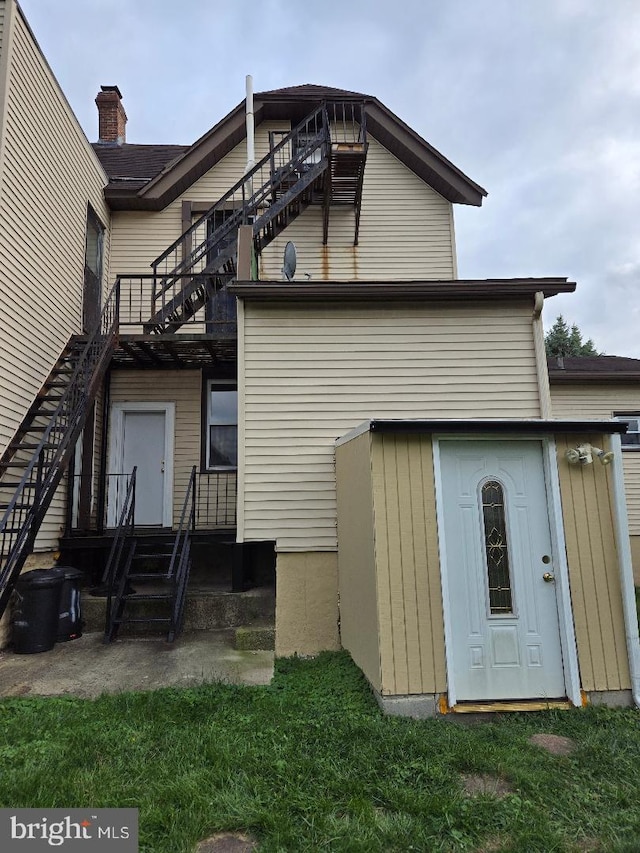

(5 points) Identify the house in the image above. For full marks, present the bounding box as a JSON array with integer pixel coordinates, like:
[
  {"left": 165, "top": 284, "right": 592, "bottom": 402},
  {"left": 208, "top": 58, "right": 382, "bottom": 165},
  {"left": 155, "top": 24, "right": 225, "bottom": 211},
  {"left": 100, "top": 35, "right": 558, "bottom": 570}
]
[
  {"left": 0, "top": 0, "right": 638, "bottom": 714},
  {"left": 548, "top": 355, "right": 640, "bottom": 582}
]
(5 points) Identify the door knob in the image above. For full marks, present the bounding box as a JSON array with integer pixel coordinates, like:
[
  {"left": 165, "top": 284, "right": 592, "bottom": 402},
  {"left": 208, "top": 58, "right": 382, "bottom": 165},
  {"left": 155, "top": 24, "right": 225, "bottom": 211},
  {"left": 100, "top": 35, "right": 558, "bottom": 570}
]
[{"left": 542, "top": 572, "right": 555, "bottom": 583}]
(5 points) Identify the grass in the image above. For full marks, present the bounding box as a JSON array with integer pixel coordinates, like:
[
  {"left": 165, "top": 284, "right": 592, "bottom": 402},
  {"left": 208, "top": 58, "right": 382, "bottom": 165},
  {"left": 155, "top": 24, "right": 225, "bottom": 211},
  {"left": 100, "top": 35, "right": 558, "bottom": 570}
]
[{"left": 0, "top": 652, "right": 639, "bottom": 852}]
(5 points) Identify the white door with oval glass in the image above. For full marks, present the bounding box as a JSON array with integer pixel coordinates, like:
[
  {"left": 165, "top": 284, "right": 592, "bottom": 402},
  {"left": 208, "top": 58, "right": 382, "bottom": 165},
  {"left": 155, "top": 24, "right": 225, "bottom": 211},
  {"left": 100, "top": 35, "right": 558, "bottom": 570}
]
[{"left": 440, "top": 440, "right": 565, "bottom": 701}]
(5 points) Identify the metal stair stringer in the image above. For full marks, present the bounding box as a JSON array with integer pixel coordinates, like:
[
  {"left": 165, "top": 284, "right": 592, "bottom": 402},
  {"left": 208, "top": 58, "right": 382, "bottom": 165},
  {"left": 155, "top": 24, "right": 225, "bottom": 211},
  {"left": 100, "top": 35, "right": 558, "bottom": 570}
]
[{"left": 0, "top": 282, "right": 120, "bottom": 618}]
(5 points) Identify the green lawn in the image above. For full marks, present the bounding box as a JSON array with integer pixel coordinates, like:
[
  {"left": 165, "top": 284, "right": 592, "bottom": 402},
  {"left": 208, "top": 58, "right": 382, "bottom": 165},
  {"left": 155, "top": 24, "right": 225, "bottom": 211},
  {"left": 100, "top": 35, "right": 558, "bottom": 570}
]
[{"left": 0, "top": 652, "right": 639, "bottom": 852}]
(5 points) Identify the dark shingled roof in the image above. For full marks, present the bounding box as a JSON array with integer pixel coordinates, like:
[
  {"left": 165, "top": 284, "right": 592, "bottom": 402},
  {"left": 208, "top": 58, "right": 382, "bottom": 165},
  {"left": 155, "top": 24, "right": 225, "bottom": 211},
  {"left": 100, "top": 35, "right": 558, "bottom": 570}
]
[
  {"left": 92, "top": 143, "right": 189, "bottom": 190},
  {"left": 548, "top": 355, "right": 640, "bottom": 382},
  {"left": 256, "top": 83, "right": 373, "bottom": 99}
]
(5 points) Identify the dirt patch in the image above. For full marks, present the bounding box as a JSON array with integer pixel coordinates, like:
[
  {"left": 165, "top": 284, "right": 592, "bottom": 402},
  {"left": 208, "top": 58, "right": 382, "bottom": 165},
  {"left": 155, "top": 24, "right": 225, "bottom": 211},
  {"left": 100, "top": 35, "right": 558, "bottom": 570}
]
[
  {"left": 460, "top": 773, "right": 513, "bottom": 797},
  {"left": 473, "top": 837, "right": 510, "bottom": 853},
  {"left": 529, "top": 733, "right": 576, "bottom": 756},
  {"left": 196, "top": 833, "right": 258, "bottom": 853}
]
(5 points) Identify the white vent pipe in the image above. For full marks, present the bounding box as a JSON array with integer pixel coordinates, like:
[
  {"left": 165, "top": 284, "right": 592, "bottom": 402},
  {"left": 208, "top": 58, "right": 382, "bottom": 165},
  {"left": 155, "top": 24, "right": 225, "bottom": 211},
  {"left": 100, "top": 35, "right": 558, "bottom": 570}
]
[{"left": 245, "top": 75, "right": 255, "bottom": 173}]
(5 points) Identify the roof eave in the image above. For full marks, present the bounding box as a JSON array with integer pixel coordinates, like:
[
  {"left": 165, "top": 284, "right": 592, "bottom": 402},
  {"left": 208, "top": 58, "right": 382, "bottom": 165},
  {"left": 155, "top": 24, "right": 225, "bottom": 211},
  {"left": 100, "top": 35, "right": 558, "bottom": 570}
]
[
  {"left": 549, "top": 372, "right": 640, "bottom": 383},
  {"left": 230, "top": 278, "right": 576, "bottom": 301},
  {"left": 103, "top": 89, "right": 486, "bottom": 211}
]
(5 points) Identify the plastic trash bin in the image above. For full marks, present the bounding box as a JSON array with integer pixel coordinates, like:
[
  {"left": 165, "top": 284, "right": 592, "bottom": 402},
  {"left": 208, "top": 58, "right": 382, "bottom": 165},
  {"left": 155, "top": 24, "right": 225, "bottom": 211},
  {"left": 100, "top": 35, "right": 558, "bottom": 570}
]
[
  {"left": 12, "top": 568, "right": 65, "bottom": 654},
  {"left": 57, "top": 566, "right": 84, "bottom": 642}
]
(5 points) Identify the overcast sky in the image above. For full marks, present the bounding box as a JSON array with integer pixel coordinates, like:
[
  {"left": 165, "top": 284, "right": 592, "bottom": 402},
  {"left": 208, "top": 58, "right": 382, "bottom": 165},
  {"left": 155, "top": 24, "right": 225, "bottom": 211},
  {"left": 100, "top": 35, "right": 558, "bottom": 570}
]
[{"left": 18, "top": 0, "right": 640, "bottom": 356}]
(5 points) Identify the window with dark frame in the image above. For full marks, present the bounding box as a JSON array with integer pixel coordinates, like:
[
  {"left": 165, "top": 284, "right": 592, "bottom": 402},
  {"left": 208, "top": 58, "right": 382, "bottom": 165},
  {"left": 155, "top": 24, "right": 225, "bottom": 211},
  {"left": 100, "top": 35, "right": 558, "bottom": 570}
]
[
  {"left": 206, "top": 383, "right": 237, "bottom": 469},
  {"left": 614, "top": 413, "right": 640, "bottom": 448}
]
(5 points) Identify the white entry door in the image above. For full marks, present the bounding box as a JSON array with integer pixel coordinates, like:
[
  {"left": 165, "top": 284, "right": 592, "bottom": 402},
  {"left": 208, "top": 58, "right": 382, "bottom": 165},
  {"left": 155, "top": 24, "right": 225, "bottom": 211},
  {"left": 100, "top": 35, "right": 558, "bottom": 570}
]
[
  {"left": 108, "top": 404, "right": 174, "bottom": 527},
  {"left": 439, "top": 440, "right": 566, "bottom": 701}
]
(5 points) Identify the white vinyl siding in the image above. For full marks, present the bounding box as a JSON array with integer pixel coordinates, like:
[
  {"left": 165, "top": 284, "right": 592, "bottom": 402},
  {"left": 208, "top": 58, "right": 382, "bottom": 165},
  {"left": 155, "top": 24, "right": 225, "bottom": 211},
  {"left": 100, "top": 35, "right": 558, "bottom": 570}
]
[
  {"left": 551, "top": 383, "right": 640, "bottom": 534},
  {"left": 259, "top": 136, "right": 456, "bottom": 280},
  {"left": 240, "top": 299, "right": 540, "bottom": 551},
  {"left": 0, "top": 5, "right": 110, "bottom": 549}
]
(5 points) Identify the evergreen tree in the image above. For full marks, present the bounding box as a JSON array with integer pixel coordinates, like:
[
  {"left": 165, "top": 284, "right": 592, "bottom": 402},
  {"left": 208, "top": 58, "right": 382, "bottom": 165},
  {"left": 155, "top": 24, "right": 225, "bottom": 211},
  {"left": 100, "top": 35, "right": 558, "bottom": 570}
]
[{"left": 544, "top": 315, "right": 600, "bottom": 357}]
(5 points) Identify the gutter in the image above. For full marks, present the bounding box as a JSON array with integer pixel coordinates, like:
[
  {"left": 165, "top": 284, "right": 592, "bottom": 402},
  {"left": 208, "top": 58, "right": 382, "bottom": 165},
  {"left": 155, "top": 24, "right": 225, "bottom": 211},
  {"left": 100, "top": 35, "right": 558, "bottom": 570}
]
[{"left": 609, "top": 433, "right": 640, "bottom": 708}]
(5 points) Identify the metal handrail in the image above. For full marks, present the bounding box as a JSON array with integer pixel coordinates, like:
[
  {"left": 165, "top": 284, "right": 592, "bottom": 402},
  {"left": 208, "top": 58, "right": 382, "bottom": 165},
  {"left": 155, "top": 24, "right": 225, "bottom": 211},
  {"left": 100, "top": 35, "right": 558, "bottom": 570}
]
[
  {"left": 168, "top": 465, "right": 197, "bottom": 640},
  {"left": 0, "top": 278, "right": 120, "bottom": 616},
  {"left": 152, "top": 104, "right": 327, "bottom": 273},
  {"left": 102, "top": 466, "right": 136, "bottom": 629}
]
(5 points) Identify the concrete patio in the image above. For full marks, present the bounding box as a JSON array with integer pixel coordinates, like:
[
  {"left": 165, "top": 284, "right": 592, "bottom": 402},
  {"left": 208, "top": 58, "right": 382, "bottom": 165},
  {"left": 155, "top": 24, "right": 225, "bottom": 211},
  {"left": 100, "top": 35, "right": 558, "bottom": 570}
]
[{"left": 0, "top": 630, "right": 274, "bottom": 699}]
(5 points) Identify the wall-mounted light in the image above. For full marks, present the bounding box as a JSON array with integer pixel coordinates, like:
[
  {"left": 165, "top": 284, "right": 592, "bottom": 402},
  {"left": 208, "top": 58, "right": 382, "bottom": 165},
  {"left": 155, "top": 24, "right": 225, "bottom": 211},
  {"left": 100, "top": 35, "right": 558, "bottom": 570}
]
[{"left": 565, "top": 443, "right": 615, "bottom": 466}]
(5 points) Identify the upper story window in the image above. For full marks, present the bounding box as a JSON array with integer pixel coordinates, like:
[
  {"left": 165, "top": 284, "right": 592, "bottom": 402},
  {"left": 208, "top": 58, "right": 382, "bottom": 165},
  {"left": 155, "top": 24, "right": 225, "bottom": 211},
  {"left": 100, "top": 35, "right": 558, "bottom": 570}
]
[
  {"left": 206, "top": 383, "right": 237, "bottom": 469},
  {"left": 614, "top": 413, "right": 640, "bottom": 449}
]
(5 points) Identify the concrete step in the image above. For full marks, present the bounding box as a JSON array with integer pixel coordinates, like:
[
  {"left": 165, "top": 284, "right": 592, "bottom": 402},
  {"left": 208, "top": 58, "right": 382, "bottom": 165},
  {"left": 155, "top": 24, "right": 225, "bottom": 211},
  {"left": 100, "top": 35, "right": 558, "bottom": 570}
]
[
  {"left": 81, "top": 585, "right": 275, "bottom": 633},
  {"left": 234, "top": 625, "right": 275, "bottom": 651}
]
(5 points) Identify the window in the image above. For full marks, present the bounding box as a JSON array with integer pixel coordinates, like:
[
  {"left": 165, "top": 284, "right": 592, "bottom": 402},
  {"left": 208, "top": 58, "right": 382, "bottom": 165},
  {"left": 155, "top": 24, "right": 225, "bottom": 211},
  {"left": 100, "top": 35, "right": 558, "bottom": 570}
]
[
  {"left": 480, "top": 480, "right": 514, "bottom": 615},
  {"left": 206, "top": 383, "right": 237, "bottom": 469},
  {"left": 614, "top": 413, "right": 640, "bottom": 448}
]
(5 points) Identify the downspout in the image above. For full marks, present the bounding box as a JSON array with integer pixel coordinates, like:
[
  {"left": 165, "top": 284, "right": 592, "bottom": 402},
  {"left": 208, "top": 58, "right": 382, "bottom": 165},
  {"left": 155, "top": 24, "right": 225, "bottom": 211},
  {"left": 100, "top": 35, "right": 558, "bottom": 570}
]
[
  {"left": 609, "top": 433, "right": 640, "bottom": 708},
  {"left": 532, "top": 291, "right": 552, "bottom": 419},
  {"left": 245, "top": 74, "right": 255, "bottom": 173}
]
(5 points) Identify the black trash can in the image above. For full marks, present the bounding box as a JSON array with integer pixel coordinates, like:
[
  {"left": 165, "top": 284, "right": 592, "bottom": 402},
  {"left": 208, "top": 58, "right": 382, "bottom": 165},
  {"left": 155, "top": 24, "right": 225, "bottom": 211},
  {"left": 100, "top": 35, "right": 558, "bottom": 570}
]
[
  {"left": 57, "top": 566, "right": 84, "bottom": 642},
  {"left": 12, "top": 568, "right": 65, "bottom": 654}
]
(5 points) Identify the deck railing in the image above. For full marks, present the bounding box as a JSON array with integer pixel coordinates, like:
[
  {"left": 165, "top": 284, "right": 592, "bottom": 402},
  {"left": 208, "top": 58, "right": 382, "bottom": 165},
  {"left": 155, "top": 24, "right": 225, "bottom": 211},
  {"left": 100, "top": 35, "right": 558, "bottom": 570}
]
[
  {"left": 115, "top": 273, "right": 236, "bottom": 334},
  {"left": 68, "top": 469, "right": 236, "bottom": 533}
]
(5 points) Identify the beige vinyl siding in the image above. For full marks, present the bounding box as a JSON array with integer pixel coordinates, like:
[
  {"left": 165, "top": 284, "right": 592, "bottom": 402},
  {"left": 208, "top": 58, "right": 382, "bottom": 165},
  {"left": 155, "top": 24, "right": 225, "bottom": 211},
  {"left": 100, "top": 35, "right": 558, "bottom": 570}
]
[
  {"left": 108, "top": 122, "right": 290, "bottom": 279},
  {"left": 241, "top": 299, "right": 540, "bottom": 550},
  {"left": 551, "top": 383, "right": 640, "bottom": 534},
  {"left": 556, "top": 433, "right": 631, "bottom": 692},
  {"left": 260, "top": 136, "right": 456, "bottom": 280},
  {"left": 109, "top": 371, "right": 201, "bottom": 527},
  {"left": 335, "top": 430, "right": 381, "bottom": 691},
  {"left": 0, "top": 5, "right": 109, "bottom": 549},
  {"left": 372, "top": 432, "right": 446, "bottom": 696}
]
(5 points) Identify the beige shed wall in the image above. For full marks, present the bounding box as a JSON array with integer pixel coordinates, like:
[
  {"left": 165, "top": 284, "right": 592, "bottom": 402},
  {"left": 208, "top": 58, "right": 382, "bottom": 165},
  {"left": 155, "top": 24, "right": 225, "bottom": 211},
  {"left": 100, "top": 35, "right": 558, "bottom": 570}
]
[
  {"left": 240, "top": 299, "right": 541, "bottom": 551},
  {"left": 335, "top": 431, "right": 381, "bottom": 691},
  {"left": 109, "top": 371, "right": 201, "bottom": 527},
  {"left": 555, "top": 433, "right": 631, "bottom": 692},
  {"left": 0, "top": 3, "right": 110, "bottom": 550},
  {"left": 371, "top": 433, "right": 446, "bottom": 696},
  {"left": 259, "top": 136, "right": 456, "bottom": 280},
  {"left": 275, "top": 551, "right": 340, "bottom": 657}
]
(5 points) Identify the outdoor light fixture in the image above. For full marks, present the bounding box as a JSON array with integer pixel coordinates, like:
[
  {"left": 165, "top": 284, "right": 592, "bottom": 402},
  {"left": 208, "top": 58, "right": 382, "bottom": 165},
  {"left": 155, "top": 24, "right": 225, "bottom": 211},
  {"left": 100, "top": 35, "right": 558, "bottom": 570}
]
[{"left": 565, "top": 444, "right": 615, "bottom": 466}]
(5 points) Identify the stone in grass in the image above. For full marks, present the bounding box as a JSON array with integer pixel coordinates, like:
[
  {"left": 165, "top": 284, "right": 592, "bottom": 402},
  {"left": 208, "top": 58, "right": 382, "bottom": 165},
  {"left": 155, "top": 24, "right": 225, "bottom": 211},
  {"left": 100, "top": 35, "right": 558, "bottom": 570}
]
[
  {"left": 196, "top": 833, "right": 258, "bottom": 853},
  {"left": 528, "top": 733, "right": 576, "bottom": 756},
  {"left": 460, "top": 774, "right": 513, "bottom": 798}
]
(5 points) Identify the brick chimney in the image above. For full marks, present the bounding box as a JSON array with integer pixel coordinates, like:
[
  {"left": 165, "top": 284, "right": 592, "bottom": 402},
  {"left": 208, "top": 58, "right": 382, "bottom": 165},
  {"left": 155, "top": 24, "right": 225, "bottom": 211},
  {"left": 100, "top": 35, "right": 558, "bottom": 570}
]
[{"left": 95, "top": 85, "right": 127, "bottom": 144}]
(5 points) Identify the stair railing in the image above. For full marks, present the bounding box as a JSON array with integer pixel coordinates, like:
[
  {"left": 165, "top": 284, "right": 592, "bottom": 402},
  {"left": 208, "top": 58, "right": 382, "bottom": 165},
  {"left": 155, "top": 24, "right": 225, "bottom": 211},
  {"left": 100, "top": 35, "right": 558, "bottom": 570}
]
[
  {"left": 0, "top": 279, "right": 120, "bottom": 616},
  {"left": 167, "top": 465, "right": 196, "bottom": 640},
  {"left": 150, "top": 105, "right": 329, "bottom": 302},
  {"left": 102, "top": 466, "right": 136, "bottom": 634}
]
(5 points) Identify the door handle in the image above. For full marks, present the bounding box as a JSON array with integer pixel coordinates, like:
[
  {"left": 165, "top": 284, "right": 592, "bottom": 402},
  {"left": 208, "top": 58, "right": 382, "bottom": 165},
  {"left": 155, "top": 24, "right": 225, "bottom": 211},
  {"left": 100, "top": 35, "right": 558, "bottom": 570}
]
[
  {"left": 542, "top": 572, "right": 555, "bottom": 583},
  {"left": 161, "top": 459, "right": 165, "bottom": 473}
]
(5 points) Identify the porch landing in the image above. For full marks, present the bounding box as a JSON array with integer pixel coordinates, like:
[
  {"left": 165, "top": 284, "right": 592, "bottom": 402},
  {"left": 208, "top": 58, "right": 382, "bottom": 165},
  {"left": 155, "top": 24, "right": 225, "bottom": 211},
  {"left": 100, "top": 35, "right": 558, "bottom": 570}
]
[{"left": 0, "top": 630, "right": 273, "bottom": 699}]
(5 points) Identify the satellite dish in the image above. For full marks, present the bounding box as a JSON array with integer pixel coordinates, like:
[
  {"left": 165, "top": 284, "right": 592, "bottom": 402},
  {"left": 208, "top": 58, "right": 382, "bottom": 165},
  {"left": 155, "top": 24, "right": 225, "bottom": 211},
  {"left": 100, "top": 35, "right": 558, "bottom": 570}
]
[{"left": 283, "top": 241, "right": 297, "bottom": 281}]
